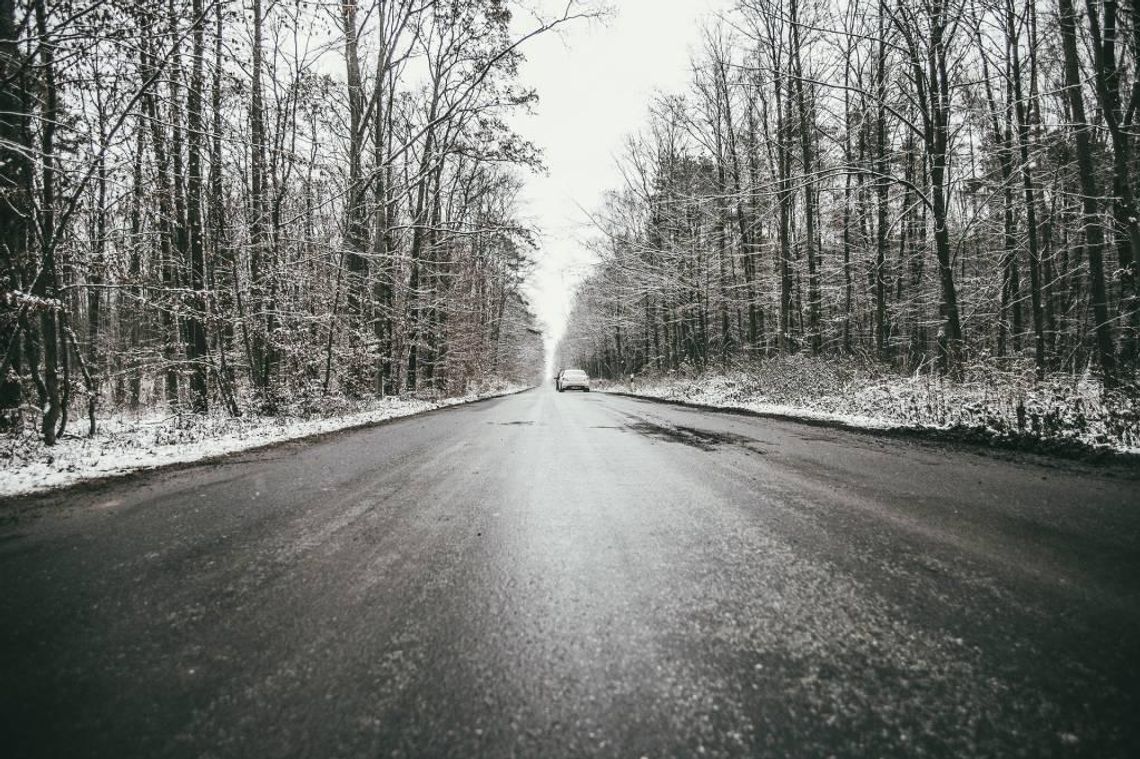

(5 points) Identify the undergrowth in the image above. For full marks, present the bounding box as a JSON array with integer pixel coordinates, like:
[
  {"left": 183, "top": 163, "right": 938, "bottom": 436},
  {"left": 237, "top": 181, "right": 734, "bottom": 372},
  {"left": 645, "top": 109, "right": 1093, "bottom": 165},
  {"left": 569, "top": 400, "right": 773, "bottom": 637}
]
[{"left": 610, "top": 356, "right": 1140, "bottom": 453}]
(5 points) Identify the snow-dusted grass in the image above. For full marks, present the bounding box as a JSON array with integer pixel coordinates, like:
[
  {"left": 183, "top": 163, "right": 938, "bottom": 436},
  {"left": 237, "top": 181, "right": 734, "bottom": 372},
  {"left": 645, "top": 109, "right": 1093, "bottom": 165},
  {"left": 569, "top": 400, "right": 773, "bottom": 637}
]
[
  {"left": 602, "top": 356, "right": 1140, "bottom": 455},
  {"left": 0, "top": 382, "right": 529, "bottom": 498}
]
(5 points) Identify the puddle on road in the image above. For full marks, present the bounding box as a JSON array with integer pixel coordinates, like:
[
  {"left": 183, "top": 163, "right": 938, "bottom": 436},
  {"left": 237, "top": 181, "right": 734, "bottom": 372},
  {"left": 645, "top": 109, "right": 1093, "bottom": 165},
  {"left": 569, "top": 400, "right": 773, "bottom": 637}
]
[
  {"left": 795, "top": 433, "right": 839, "bottom": 443},
  {"left": 493, "top": 421, "right": 536, "bottom": 426},
  {"left": 624, "top": 420, "right": 768, "bottom": 454}
]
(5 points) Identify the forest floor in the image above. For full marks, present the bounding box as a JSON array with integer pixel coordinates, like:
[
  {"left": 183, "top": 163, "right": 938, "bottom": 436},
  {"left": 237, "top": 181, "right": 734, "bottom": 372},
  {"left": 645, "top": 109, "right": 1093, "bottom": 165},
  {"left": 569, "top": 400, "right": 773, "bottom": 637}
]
[
  {"left": 0, "top": 381, "right": 529, "bottom": 498},
  {"left": 599, "top": 355, "right": 1140, "bottom": 459}
]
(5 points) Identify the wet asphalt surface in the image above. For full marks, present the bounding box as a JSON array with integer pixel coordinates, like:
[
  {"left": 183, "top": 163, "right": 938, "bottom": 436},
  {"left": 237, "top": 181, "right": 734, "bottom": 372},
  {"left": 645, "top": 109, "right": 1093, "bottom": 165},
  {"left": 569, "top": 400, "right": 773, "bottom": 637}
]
[{"left": 1, "top": 388, "right": 1138, "bottom": 758}]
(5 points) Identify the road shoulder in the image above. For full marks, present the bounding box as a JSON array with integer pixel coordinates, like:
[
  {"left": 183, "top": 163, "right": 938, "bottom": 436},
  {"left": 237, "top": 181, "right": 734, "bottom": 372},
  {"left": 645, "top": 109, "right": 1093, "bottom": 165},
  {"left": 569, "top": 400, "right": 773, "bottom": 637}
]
[
  {"left": 601, "top": 388, "right": 1140, "bottom": 475},
  {"left": 0, "top": 387, "right": 533, "bottom": 507}
]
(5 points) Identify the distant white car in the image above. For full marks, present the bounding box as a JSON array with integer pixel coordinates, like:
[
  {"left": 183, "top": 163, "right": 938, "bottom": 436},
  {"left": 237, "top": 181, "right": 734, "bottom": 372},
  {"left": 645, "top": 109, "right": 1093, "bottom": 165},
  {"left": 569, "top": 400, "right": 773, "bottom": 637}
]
[{"left": 557, "top": 369, "right": 590, "bottom": 392}]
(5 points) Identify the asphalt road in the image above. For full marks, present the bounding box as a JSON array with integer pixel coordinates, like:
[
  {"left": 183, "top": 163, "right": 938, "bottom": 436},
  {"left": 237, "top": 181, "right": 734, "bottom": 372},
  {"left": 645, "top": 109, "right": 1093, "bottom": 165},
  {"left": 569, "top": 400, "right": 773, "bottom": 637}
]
[{"left": 2, "top": 388, "right": 1138, "bottom": 757}]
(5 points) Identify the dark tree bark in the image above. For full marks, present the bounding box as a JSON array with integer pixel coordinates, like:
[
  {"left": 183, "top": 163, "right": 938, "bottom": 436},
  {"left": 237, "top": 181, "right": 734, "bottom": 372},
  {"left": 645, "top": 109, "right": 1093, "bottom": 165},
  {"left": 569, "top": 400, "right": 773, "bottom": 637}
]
[
  {"left": 209, "top": 0, "right": 239, "bottom": 417},
  {"left": 1007, "top": 0, "right": 1046, "bottom": 375},
  {"left": 1084, "top": 0, "right": 1140, "bottom": 367},
  {"left": 1059, "top": 0, "right": 1118, "bottom": 383},
  {"left": 138, "top": 21, "right": 180, "bottom": 405},
  {"left": 33, "top": 0, "right": 61, "bottom": 444},
  {"left": 790, "top": 0, "right": 821, "bottom": 353},
  {"left": 0, "top": 0, "right": 29, "bottom": 429},
  {"left": 874, "top": 12, "right": 890, "bottom": 361},
  {"left": 893, "top": 0, "right": 964, "bottom": 371},
  {"left": 248, "top": 0, "right": 271, "bottom": 391},
  {"left": 186, "top": 0, "right": 209, "bottom": 412}
]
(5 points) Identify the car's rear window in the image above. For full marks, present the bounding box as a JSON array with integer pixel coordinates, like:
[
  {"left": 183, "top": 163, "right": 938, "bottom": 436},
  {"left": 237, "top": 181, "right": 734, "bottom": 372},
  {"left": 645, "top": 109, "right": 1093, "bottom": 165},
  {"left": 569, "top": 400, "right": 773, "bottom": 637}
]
[{"left": 564, "top": 370, "right": 587, "bottom": 378}]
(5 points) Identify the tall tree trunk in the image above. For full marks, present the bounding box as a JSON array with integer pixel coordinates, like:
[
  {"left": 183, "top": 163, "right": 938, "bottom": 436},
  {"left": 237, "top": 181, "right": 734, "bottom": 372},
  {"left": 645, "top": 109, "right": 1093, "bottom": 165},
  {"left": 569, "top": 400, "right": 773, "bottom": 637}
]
[
  {"left": 0, "top": 0, "right": 29, "bottom": 429},
  {"left": 186, "top": 0, "right": 209, "bottom": 412},
  {"left": 340, "top": 0, "right": 369, "bottom": 394},
  {"left": 372, "top": 14, "right": 397, "bottom": 396},
  {"left": 139, "top": 24, "right": 180, "bottom": 405},
  {"left": 1084, "top": 0, "right": 1140, "bottom": 367},
  {"left": 1008, "top": 0, "right": 1046, "bottom": 375},
  {"left": 1059, "top": 0, "right": 1118, "bottom": 383},
  {"left": 874, "top": 19, "right": 890, "bottom": 361},
  {"left": 248, "top": 0, "right": 270, "bottom": 390},
  {"left": 791, "top": 0, "right": 821, "bottom": 353},
  {"left": 910, "top": 0, "right": 965, "bottom": 371},
  {"left": 87, "top": 87, "right": 110, "bottom": 431},
  {"left": 34, "top": 0, "right": 61, "bottom": 444},
  {"left": 776, "top": 67, "right": 795, "bottom": 353},
  {"left": 406, "top": 85, "right": 441, "bottom": 391},
  {"left": 209, "top": 0, "right": 239, "bottom": 416},
  {"left": 841, "top": 109, "right": 853, "bottom": 355}
]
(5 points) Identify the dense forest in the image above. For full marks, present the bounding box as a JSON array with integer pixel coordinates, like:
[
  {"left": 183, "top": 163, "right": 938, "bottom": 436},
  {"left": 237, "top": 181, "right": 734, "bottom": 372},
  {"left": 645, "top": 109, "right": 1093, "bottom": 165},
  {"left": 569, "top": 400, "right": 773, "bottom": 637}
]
[
  {"left": 561, "top": 0, "right": 1140, "bottom": 394},
  {"left": 0, "top": 0, "right": 573, "bottom": 445}
]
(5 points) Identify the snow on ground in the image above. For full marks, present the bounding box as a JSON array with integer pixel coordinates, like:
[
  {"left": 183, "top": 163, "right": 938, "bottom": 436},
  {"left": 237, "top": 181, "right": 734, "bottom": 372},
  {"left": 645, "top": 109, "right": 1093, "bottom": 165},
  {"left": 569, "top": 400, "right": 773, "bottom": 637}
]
[
  {"left": 599, "top": 356, "right": 1140, "bottom": 456},
  {"left": 0, "top": 383, "right": 529, "bottom": 498}
]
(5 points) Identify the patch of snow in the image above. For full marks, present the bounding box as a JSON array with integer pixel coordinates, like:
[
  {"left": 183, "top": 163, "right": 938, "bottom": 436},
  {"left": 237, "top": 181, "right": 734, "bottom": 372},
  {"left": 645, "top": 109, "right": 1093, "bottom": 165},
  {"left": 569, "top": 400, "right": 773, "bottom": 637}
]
[
  {"left": 0, "top": 384, "right": 528, "bottom": 498},
  {"left": 600, "top": 357, "right": 1140, "bottom": 455}
]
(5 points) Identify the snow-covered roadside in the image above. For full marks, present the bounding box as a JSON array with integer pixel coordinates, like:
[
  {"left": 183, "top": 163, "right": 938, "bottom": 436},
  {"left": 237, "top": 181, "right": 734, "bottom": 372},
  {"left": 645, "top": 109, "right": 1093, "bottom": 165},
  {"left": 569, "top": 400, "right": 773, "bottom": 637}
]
[
  {"left": 0, "top": 384, "right": 530, "bottom": 498},
  {"left": 597, "top": 358, "right": 1140, "bottom": 456}
]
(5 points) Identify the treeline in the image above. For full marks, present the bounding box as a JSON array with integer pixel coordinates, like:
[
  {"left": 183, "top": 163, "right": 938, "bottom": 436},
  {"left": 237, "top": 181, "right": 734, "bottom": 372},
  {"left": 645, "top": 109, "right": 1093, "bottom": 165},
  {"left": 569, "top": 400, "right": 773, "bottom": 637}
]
[
  {"left": 561, "top": 0, "right": 1139, "bottom": 389},
  {"left": 1, "top": 0, "right": 571, "bottom": 445}
]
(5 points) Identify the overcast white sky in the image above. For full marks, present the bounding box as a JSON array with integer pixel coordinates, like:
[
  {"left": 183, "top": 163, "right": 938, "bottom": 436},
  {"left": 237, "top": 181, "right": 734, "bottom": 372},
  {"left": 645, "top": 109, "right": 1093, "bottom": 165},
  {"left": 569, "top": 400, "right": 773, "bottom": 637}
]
[{"left": 510, "top": 0, "right": 734, "bottom": 352}]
